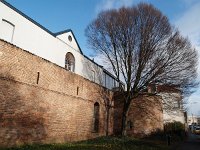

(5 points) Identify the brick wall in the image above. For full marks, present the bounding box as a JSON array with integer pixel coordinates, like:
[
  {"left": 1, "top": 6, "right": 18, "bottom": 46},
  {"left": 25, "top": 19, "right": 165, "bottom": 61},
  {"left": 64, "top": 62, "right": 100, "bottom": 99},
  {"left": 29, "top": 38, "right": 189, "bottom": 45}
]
[
  {"left": 0, "top": 40, "right": 114, "bottom": 147},
  {"left": 114, "top": 93, "right": 163, "bottom": 137}
]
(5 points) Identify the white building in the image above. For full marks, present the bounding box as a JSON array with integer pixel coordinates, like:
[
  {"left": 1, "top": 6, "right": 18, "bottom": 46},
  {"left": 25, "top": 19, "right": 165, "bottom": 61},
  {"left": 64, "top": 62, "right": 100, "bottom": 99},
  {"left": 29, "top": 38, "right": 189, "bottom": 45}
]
[
  {"left": 147, "top": 84, "right": 186, "bottom": 124},
  {"left": 0, "top": 0, "right": 120, "bottom": 90},
  {"left": 157, "top": 85, "right": 185, "bottom": 124}
]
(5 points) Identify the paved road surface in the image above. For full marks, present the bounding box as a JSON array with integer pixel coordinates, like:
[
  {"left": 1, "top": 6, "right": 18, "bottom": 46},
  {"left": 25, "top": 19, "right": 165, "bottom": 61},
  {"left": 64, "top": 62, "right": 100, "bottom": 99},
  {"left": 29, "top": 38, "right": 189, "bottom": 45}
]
[{"left": 176, "top": 132, "right": 200, "bottom": 150}]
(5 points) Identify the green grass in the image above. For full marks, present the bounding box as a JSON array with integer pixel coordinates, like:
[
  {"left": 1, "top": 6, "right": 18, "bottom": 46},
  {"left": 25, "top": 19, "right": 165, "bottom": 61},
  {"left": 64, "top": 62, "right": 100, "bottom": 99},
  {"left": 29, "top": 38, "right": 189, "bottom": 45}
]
[{"left": 0, "top": 136, "right": 170, "bottom": 150}]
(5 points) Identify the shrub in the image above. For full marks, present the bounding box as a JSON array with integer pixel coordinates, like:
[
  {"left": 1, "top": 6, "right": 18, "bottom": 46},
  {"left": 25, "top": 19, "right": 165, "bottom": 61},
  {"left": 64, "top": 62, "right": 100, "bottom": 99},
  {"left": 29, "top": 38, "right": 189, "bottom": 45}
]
[
  {"left": 164, "top": 121, "right": 184, "bottom": 133},
  {"left": 164, "top": 121, "right": 186, "bottom": 140}
]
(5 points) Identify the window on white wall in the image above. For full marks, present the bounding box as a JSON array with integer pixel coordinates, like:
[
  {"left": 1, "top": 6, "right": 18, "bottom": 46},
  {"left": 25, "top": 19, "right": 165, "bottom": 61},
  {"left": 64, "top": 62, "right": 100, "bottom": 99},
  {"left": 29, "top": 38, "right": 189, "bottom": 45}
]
[
  {"left": 92, "top": 70, "right": 95, "bottom": 82},
  {"left": 65, "top": 52, "right": 75, "bottom": 72},
  {"left": 173, "top": 101, "right": 179, "bottom": 108},
  {"left": 1, "top": 19, "right": 15, "bottom": 43}
]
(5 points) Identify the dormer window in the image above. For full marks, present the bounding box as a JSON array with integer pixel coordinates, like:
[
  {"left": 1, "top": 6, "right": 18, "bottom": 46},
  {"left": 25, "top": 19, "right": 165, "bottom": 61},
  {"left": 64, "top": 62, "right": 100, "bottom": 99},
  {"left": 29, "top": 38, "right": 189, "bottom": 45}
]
[
  {"left": 65, "top": 52, "right": 75, "bottom": 72},
  {"left": 68, "top": 35, "right": 72, "bottom": 42}
]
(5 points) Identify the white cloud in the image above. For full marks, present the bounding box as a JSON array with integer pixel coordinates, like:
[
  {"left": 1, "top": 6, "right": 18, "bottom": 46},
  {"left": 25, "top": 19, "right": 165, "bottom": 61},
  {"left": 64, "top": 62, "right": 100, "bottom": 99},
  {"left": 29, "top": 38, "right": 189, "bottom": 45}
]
[{"left": 95, "top": 0, "right": 134, "bottom": 13}]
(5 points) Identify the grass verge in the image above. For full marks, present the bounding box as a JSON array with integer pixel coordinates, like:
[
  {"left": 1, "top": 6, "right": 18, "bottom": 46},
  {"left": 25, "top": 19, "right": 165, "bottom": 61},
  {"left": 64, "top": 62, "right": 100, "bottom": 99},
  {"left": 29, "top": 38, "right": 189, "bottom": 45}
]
[{"left": 0, "top": 136, "right": 171, "bottom": 150}]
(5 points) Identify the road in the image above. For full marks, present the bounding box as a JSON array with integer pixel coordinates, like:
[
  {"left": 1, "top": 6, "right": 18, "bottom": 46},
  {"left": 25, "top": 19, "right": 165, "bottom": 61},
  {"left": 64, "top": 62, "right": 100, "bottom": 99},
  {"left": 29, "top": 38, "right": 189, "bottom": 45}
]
[{"left": 176, "top": 132, "right": 200, "bottom": 150}]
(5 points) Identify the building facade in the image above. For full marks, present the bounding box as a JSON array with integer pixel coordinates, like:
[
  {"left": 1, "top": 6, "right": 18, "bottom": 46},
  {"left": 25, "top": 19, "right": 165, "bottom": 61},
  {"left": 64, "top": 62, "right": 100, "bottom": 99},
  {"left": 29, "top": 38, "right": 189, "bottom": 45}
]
[
  {"left": 0, "top": 1, "right": 118, "bottom": 147},
  {"left": 0, "top": 0, "right": 186, "bottom": 146},
  {"left": 0, "top": 0, "right": 119, "bottom": 90},
  {"left": 113, "top": 92, "right": 164, "bottom": 137},
  {"left": 156, "top": 85, "right": 185, "bottom": 124},
  {"left": 113, "top": 85, "right": 186, "bottom": 138},
  {"left": 0, "top": 39, "right": 114, "bottom": 146}
]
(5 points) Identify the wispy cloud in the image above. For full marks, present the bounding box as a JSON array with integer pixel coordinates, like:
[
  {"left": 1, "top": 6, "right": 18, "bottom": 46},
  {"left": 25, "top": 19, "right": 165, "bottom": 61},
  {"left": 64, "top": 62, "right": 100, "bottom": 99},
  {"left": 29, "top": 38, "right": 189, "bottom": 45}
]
[
  {"left": 175, "top": 1, "right": 200, "bottom": 116},
  {"left": 180, "top": 0, "right": 199, "bottom": 6},
  {"left": 175, "top": 2, "right": 200, "bottom": 50},
  {"left": 95, "top": 0, "right": 134, "bottom": 14},
  {"left": 175, "top": 1, "right": 200, "bottom": 74}
]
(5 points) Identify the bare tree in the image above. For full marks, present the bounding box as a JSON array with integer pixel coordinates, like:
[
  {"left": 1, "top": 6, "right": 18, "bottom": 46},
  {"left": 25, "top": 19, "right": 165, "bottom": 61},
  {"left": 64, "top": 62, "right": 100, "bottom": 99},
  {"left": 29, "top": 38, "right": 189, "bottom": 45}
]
[{"left": 85, "top": 3, "right": 198, "bottom": 136}]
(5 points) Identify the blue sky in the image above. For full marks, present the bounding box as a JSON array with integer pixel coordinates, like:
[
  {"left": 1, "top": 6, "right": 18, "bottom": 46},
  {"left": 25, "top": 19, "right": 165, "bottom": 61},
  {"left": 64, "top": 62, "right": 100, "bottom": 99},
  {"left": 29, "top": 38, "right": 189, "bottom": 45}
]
[{"left": 5, "top": 0, "right": 200, "bottom": 116}]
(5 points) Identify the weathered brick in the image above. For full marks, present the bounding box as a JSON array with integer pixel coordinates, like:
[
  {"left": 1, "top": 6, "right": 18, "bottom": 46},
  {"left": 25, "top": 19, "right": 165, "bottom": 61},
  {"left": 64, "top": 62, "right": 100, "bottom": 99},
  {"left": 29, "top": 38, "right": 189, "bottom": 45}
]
[
  {"left": 0, "top": 40, "right": 114, "bottom": 147},
  {"left": 114, "top": 93, "right": 163, "bottom": 137}
]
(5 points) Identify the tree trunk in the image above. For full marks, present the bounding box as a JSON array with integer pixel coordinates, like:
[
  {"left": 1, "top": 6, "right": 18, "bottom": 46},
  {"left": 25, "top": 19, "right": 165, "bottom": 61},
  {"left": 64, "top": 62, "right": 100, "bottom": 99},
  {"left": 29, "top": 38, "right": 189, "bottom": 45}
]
[{"left": 121, "top": 102, "right": 129, "bottom": 136}]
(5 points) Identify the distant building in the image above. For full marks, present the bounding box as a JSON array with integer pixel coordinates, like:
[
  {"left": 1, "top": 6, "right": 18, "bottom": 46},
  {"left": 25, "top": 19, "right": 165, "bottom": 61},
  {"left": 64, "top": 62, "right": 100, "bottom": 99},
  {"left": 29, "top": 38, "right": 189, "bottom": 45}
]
[{"left": 187, "top": 115, "right": 200, "bottom": 125}]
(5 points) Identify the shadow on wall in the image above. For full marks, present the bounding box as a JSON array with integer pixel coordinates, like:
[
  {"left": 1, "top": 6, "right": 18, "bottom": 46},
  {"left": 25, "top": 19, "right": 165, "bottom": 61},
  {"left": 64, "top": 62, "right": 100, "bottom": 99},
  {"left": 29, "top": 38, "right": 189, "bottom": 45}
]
[
  {"left": 114, "top": 93, "right": 163, "bottom": 138},
  {"left": 82, "top": 59, "right": 114, "bottom": 137},
  {"left": 128, "top": 95, "right": 163, "bottom": 137},
  {"left": 0, "top": 72, "right": 47, "bottom": 147},
  {"left": 162, "top": 93, "right": 183, "bottom": 119}
]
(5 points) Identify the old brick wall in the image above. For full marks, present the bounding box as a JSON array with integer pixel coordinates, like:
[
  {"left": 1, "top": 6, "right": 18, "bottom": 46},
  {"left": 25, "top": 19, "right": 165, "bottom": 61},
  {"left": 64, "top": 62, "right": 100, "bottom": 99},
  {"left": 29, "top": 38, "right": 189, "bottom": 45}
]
[
  {"left": 0, "top": 40, "right": 114, "bottom": 146},
  {"left": 114, "top": 93, "right": 163, "bottom": 137}
]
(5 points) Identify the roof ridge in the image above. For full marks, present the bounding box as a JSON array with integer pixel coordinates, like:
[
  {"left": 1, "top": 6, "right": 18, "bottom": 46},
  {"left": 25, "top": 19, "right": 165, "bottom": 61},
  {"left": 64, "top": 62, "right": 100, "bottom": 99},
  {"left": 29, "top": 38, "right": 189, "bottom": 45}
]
[{"left": 1, "top": 0, "right": 84, "bottom": 54}]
